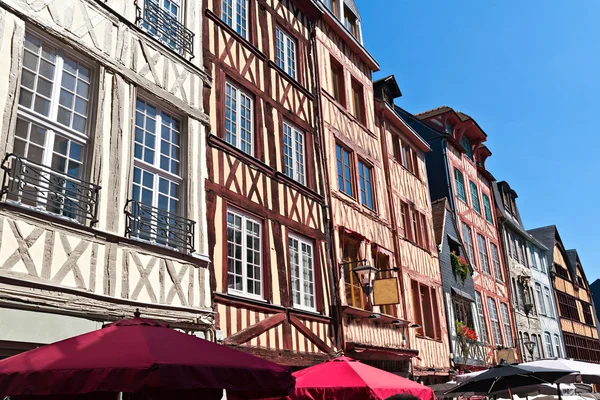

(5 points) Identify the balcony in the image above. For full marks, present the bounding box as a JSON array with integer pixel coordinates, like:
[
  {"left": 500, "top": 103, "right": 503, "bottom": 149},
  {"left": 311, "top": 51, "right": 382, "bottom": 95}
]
[
  {"left": 452, "top": 335, "right": 488, "bottom": 367},
  {"left": 136, "top": 0, "right": 194, "bottom": 59},
  {"left": 0, "top": 154, "right": 100, "bottom": 226},
  {"left": 124, "top": 199, "right": 195, "bottom": 254}
]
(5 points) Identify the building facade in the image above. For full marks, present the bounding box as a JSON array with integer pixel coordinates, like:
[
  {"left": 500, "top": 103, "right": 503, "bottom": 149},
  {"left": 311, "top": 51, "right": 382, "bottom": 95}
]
[
  {"left": 493, "top": 181, "right": 552, "bottom": 361},
  {"left": 402, "top": 106, "right": 517, "bottom": 369},
  {"left": 374, "top": 77, "right": 450, "bottom": 383},
  {"left": 530, "top": 226, "right": 599, "bottom": 362},
  {"left": 203, "top": 0, "right": 337, "bottom": 367},
  {"left": 0, "top": 0, "right": 213, "bottom": 357}
]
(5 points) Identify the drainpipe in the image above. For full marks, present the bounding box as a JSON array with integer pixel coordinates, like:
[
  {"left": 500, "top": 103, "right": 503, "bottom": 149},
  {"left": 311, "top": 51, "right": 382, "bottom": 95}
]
[{"left": 308, "top": 19, "right": 343, "bottom": 354}]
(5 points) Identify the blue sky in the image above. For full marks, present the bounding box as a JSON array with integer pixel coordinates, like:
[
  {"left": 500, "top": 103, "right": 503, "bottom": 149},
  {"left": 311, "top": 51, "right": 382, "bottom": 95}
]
[{"left": 355, "top": 1, "right": 600, "bottom": 282}]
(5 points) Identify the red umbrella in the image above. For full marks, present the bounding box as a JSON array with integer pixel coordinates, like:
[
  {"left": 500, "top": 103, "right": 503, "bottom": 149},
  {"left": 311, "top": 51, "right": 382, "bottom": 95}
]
[
  {"left": 0, "top": 318, "right": 294, "bottom": 399},
  {"left": 265, "top": 356, "right": 434, "bottom": 400}
]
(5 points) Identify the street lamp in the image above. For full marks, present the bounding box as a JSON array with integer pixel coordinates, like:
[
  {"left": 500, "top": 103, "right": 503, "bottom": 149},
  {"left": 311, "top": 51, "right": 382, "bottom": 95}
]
[{"left": 351, "top": 262, "right": 380, "bottom": 296}]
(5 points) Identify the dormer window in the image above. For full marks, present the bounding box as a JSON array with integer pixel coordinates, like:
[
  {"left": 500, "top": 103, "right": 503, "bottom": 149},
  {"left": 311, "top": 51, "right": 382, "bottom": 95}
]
[
  {"left": 324, "top": 0, "right": 338, "bottom": 17},
  {"left": 344, "top": 6, "right": 359, "bottom": 39},
  {"left": 445, "top": 121, "right": 453, "bottom": 134},
  {"left": 461, "top": 135, "right": 473, "bottom": 160}
]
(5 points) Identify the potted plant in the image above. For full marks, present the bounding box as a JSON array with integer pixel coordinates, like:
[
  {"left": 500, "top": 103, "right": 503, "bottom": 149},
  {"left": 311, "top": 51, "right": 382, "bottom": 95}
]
[
  {"left": 456, "top": 321, "right": 478, "bottom": 362},
  {"left": 451, "top": 253, "right": 470, "bottom": 283}
]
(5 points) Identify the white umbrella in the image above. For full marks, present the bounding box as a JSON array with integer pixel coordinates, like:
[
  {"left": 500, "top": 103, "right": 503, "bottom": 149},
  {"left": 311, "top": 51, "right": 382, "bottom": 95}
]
[{"left": 521, "top": 359, "right": 600, "bottom": 384}]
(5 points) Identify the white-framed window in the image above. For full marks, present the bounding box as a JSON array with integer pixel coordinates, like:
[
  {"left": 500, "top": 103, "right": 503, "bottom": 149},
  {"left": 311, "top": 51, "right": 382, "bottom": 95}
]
[
  {"left": 461, "top": 222, "right": 475, "bottom": 267},
  {"left": 477, "top": 234, "right": 490, "bottom": 274},
  {"left": 222, "top": 0, "right": 249, "bottom": 39},
  {"left": 225, "top": 81, "right": 253, "bottom": 155},
  {"left": 227, "top": 208, "right": 262, "bottom": 299},
  {"left": 545, "top": 332, "right": 554, "bottom": 357},
  {"left": 553, "top": 334, "right": 562, "bottom": 358},
  {"left": 283, "top": 121, "right": 305, "bottom": 184},
  {"left": 289, "top": 234, "right": 315, "bottom": 311},
  {"left": 487, "top": 297, "right": 503, "bottom": 345},
  {"left": 535, "top": 283, "right": 546, "bottom": 315},
  {"left": 491, "top": 243, "right": 503, "bottom": 281},
  {"left": 275, "top": 26, "right": 297, "bottom": 79},
  {"left": 544, "top": 287, "right": 554, "bottom": 318},
  {"left": 131, "top": 99, "right": 183, "bottom": 247},
  {"left": 475, "top": 291, "right": 488, "bottom": 343},
  {"left": 13, "top": 32, "right": 93, "bottom": 219},
  {"left": 500, "top": 303, "right": 513, "bottom": 347}
]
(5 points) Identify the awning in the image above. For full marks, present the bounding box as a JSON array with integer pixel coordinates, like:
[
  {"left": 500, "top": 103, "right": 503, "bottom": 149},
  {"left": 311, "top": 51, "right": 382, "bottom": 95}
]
[{"left": 451, "top": 287, "right": 474, "bottom": 302}]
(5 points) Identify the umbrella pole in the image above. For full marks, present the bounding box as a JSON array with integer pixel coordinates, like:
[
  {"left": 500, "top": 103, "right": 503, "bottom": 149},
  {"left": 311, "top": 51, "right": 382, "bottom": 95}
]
[
  {"left": 507, "top": 383, "right": 513, "bottom": 400},
  {"left": 558, "top": 383, "right": 562, "bottom": 400}
]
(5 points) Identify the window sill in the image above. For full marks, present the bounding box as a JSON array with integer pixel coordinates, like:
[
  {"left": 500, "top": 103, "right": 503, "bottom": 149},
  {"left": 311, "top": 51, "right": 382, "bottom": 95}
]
[
  {"left": 322, "top": 91, "right": 376, "bottom": 138},
  {"left": 399, "top": 162, "right": 422, "bottom": 182},
  {"left": 400, "top": 236, "right": 432, "bottom": 255},
  {"left": 267, "top": 60, "right": 314, "bottom": 100},
  {"left": 205, "top": 9, "right": 267, "bottom": 61},
  {"left": 274, "top": 171, "right": 323, "bottom": 203},
  {"left": 226, "top": 290, "right": 268, "bottom": 303}
]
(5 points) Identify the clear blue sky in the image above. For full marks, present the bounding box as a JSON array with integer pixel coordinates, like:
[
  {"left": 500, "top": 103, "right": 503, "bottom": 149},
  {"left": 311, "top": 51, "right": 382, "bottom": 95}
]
[{"left": 356, "top": 1, "right": 600, "bottom": 282}]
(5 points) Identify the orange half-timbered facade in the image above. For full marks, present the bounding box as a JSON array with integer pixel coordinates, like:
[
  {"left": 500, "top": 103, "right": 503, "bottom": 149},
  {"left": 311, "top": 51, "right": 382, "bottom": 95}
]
[
  {"left": 414, "top": 107, "right": 517, "bottom": 369},
  {"left": 374, "top": 77, "right": 451, "bottom": 383},
  {"left": 203, "top": 0, "right": 336, "bottom": 366}
]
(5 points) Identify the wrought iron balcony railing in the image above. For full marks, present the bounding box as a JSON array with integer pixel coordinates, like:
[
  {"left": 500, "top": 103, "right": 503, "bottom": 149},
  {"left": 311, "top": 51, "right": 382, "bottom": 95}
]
[
  {"left": 125, "top": 199, "right": 195, "bottom": 254},
  {"left": 0, "top": 154, "right": 100, "bottom": 225},
  {"left": 452, "top": 335, "right": 489, "bottom": 367},
  {"left": 136, "top": 0, "right": 194, "bottom": 59}
]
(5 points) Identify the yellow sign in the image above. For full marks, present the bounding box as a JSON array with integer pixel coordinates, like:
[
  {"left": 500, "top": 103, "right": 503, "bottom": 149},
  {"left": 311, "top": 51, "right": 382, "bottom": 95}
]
[{"left": 373, "top": 277, "right": 400, "bottom": 306}]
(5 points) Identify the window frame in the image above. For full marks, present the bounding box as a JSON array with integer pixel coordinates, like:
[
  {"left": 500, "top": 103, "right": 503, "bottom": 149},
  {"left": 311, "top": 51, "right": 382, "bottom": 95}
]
[
  {"left": 535, "top": 282, "right": 546, "bottom": 315},
  {"left": 342, "top": 236, "right": 365, "bottom": 309},
  {"left": 500, "top": 302, "right": 513, "bottom": 347},
  {"left": 470, "top": 181, "right": 481, "bottom": 214},
  {"left": 282, "top": 120, "right": 305, "bottom": 185},
  {"left": 221, "top": 0, "right": 249, "bottom": 40},
  {"left": 544, "top": 287, "right": 554, "bottom": 318},
  {"left": 226, "top": 207, "right": 264, "bottom": 300},
  {"left": 545, "top": 332, "right": 554, "bottom": 358},
  {"left": 461, "top": 135, "right": 473, "bottom": 160},
  {"left": 483, "top": 193, "right": 493, "bottom": 223},
  {"left": 461, "top": 222, "right": 475, "bottom": 268},
  {"left": 487, "top": 297, "right": 503, "bottom": 346},
  {"left": 477, "top": 234, "right": 490, "bottom": 275},
  {"left": 475, "top": 291, "right": 489, "bottom": 344},
  {"left": 491, "top": 243, "right": 503, "bottom": 281},
  {"left": 288, "top": 232, "right": 317, "bottom": 312},
  {"left": 357, "top": 159, "right": 374, "bottom": 210},
  {"left": 224, "top": 80, "right": 254, "bottom": 156},
  {"left": 350, "top": 79, "right": 365, "bottom": 124},
  {"left": 343, "top": 5, "right": 359, "bottom": 39},
  {"left": 275, "top": 25, "right": 298, "bottom": 80},
  {"left": 330, "top": 56, "right": 345, "bottom": 105},
  {"left": 336, "top": 143, "right": 354, "bottom": 198},
  {"left": 454, "top": 168, "right": 466, "bottom": 203}
]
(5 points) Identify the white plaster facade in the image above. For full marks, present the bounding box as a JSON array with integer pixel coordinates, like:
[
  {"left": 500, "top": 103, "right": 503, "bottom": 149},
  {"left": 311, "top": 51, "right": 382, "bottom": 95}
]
[{"left": 0, "top": 0, "right": 212, "bottom": 356}]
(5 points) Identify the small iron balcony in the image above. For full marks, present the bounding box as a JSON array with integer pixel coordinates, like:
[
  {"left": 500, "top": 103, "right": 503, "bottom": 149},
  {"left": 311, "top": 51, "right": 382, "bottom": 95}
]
[
  {"left": 0, "top": 154, "right": 100, "bottom": 226},
  {"left": 125, "top": 199, "right": 195, "bottom": 254},
  {"left": 136, "top": 0, "right": 194, "bottom": 59}
]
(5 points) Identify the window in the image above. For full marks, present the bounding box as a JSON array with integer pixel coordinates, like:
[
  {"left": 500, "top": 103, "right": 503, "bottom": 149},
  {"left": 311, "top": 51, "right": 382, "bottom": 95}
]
[
  {"left": 477, "top": 234, "right": 490, "bottom": 274},
  {"left": 222, "top": 0, "right": 248, "bottom": 39},
  {"left": 582, "top": 302, "right": 594, "bottom": 325},
  {"left": 509, "top": 232, "right": 518, "bottom": 261},
  {"left": 401, "top": 142, "right": 420, "bottom": 177},
  {"left": 535, "top": 283, "right": 546, "bottom": 315},
  {"left": 141, "top": 0, "right": 193, "bottom": 56},
  {"left": 545, "top": 332, "right": 554, "bottom": 358},
  {"left": 227, "top": 209, "right": 262, "bottom": 299},
  {"left": 357, "top": 160, "right": 374, "bottom": 209},
  {"left": 342, "top": 238, "right": 364, "bottom": 309},
  {"left": 487, "top": 297, "right": 502, "bottom": 345},
  {"left": 275, "top": 27, "right": 297, "bottom": 79},
  {"left": 392, "top": 135, "right": 401, "bottom": 162},
  {"left": 454, "top": 168, "right": 466, "bottom": 202},
  {"left": 351, "top": 80, "right": 365, "bottom": 123},
  {"left": 555, "top": 264, "right": 569, "bottom": 279},
  {"left": 11, "top": 33, "right": 95, "bottom": 222},
  {"left": 491, "top": 244, "right": 503, "bottom": 281},
  {"left": 412, "top": 282, "right": 440, "bottom": 340},
  {"left": 544, "top": 287, "right": 554, "bottom": 318},
  {"left": 225, "top": 81, "right": 253, "bottom": 155},
  {"left": 445, "top": 121, "right": 453, "bottom": 134},
  {"left": 401, "top": 202, "right": 412, "bottom": 241},
  {"left": 556, "top": 292, "right": 580, "bottom": 321},
  {"left": 483, "top": 193, "right": 493, "bottom": 223},
  {"left": 344, "top": 6, "right": 359, "bottom": 39},
  {"left": 461, "top": 223, "right": 475, "bottom": 266},
  {"left": 336, "top": 144, "right": 353, "bottom": 197},
  {"left": 324, "top": 0, "right": 338, "bottom": 16},
  {"left": 330, "top": 57, "right": 345, "bottom": 104},
  {"left": 553, "top": 334, "right": 562, "bottom": 358},
  {"left": 461, "top": 135, "right": 473, "bottom": 160},
  {"left": 475, "top": 291, "right": 488, "bottom": 343},
  {"left": 289, "top": 234, "right": 315, "bottom": 311},
  {"left": 418, "top": 213, "right": 430, "bottom": 250},
  {"left": 283, "top": 121, "right": 305, "bottom": 184},
  {"left": 376, "top": 253, "right": 396, "bottom": 316},
  {"left": 500, "top": 303, "right": 513, "bottom": 347},
  {"left": 470, "top": 181, "right": 481, "bottom": 214}
]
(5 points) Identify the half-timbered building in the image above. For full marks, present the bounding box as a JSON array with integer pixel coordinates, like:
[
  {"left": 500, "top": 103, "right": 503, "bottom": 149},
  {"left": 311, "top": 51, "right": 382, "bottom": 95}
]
[
  {"left": 0, "top": 0, "right": 213, "bottom": 357},
  {"left": 203, "top": 0, "right": 336, "bottom": 366},
  {"left": 402, "top": 106, "right": 517, "bottom": 370},
  {"left": 372, "top": 84, "right": 450, "bottom": 383},
  {"left": 530, "top": 226, "right": 599, "bottom": 362}
]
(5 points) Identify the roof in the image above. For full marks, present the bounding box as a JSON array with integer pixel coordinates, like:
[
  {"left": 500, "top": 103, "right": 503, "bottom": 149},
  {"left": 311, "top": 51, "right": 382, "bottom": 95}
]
[
  {"left": 415, "top": 106, "right": 453, "bottom": 120},
  {"left": 373, "top": 75, "right": 402, "bottom": 99},
  {"left": 416, "top": 106, "right": 488, "bottom": 139},
  {"left": 344, "top": 0, "right": 360, "bottom": 18}
]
